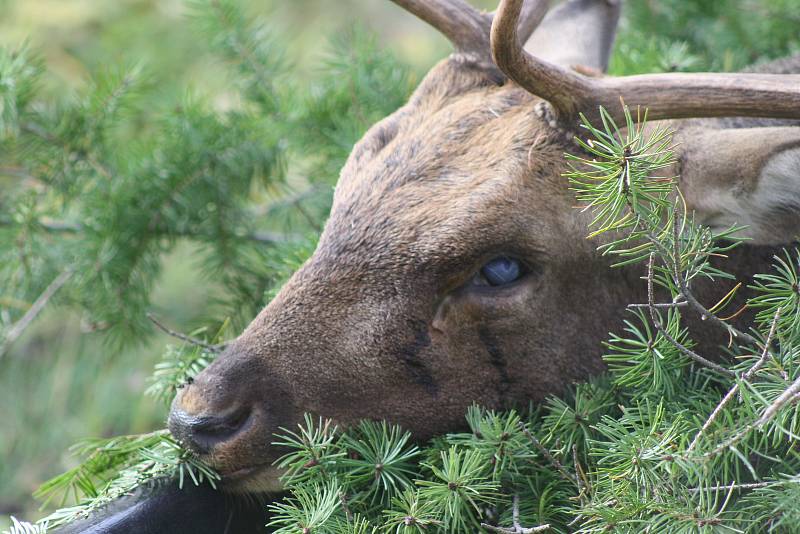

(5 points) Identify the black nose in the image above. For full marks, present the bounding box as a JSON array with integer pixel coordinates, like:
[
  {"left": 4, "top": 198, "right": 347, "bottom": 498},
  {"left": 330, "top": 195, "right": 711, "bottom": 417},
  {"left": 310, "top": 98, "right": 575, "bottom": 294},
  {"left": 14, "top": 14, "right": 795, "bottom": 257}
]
[{"left": 168, "top": 406, "right": 252, "bottom": 455}]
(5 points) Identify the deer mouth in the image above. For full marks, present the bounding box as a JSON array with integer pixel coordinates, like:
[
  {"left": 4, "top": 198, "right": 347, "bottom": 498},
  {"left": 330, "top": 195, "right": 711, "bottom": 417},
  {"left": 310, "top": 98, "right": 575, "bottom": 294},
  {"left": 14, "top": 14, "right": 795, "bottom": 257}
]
[{"left": 219, "top": 462, "right": 285, "bottom": 494}]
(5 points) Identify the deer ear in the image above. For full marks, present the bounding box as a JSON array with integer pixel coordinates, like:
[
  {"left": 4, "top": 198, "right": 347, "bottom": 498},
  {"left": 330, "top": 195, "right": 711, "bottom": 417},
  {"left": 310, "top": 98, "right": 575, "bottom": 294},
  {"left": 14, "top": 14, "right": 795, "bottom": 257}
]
[
  {"left": 678, "top": 126, "right": 800, "bottom": 245},
  {"left": 524, "top": 0, "right": 621, "bottom": 72}
]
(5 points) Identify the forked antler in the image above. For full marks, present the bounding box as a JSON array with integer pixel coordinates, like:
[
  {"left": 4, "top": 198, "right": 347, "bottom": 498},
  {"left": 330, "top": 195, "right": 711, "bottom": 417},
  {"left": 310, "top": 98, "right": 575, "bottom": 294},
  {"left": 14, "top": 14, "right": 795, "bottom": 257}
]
[
  {"left": 390, "top": 0, "right": 548, "bottom": 62},
  {"left": 492, "top": 0, "right": 800, "bottom": 124}
]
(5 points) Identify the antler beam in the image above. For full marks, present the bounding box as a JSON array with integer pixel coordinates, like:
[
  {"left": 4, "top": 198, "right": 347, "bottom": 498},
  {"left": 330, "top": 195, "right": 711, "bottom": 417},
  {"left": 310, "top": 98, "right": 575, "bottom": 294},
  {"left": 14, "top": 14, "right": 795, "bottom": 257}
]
[{"left": 492, "top": 0, "right": 800, "bottom": 125}]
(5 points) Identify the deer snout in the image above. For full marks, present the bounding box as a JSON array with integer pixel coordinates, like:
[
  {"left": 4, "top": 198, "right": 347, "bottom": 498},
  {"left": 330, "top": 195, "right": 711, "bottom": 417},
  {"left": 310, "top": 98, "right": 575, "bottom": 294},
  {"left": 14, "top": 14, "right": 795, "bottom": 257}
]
[
  {"left": 166, "top": 351, "right": 291, "bottom": 491},
  {"left": 168, "top": 403, "right": 252, "bottom": 455}
]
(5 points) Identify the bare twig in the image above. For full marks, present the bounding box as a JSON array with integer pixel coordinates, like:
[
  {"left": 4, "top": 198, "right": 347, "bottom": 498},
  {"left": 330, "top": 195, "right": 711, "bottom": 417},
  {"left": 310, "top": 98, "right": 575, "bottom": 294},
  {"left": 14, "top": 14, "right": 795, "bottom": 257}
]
[
  {"left": 645, "top": 254, "right": 735, "bottom": 377},
  {"left": 521, "top": 425, "right": 577, "bottom": 486},
  {"left": 687, "top": 308, "right": 782, "bottom": 453},
  {"left": 687, "top": 480, "right": 787, "bottom": 494},
  {"left": 628, "top": 300, "right": 688, "bottom": 309},
  {"left": 339, "top": 491, "right": 353, "bottom": 523},
  {"left": 756, "top": 374, "right": 800, "bottom": 427},
  {"left": 0, "top": 217, "right": 289, "bottom": 245},
  {"left": 572, "top": 444, "right": 589, "bottom": 498},
  {"left": 702, "top": 372, "right": 800, "bottom": 459},
  {"left": 668, "top": 209, "right": 759, "bottom": 348},
  {"left": 482, "top": 524, "right": 551, "bottom": 534},
  {"left": 146, "top": 313, "right": 224, "bottom": 353},
  {"left": 0, "top": 269, "right": 74, "bottom": 359},
  {"left": 481, "top": 495, "right": 551, "bottom": 533}
]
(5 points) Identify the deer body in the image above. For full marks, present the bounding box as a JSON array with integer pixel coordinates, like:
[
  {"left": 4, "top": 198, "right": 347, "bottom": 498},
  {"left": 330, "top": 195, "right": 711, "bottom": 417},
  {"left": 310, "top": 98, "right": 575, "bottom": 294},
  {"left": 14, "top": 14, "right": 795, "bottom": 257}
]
[{"left": 167, "top": 0, "right": 800, "bottom": 494}]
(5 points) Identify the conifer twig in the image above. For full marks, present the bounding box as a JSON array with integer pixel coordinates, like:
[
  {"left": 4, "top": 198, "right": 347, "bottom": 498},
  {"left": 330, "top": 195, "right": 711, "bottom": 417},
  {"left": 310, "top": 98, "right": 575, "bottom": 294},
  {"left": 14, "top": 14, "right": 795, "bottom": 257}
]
[
  {"left": 668, "top": 207, "right": 759, "bottom": 348},
  {"left": 146, "top": 313, "right": 224, "bottom": 353},
  {"left": 687, "top": 308, "right": 781, "bottom": 453},
  {"left": 645, "top": 254, "right": 735, "bottom": 377},
  {"left": 0, "top": 268, "right": 74, "bottom": 359},
  {"left": 521, "top": 426, "right": 577, "bottom": 486},
  {"left": 0, "top": 217, "right": 288, "bottom": 244},
  {"left": 481, "top": 495, "right": 551, "bottom": 533},
  {"left": 703, "top": 372, "right": 800, "bottom": 459},
  {"left": 687, "top": 481, "right": 778, "bottom": 493},
  {"left": 628, "top": 300, "right": 688, "bottom": 309},
  {"left": 572, "top": 444, "right": 589, "bottom": 498}
]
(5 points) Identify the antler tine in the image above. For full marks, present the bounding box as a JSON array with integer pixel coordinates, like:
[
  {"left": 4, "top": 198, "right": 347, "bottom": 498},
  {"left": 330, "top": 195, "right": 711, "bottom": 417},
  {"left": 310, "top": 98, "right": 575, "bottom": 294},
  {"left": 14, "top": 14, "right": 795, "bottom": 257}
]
[
  {"left": 492, "top": 0, "right": 592, "bottom": 118},
  {"left": 492, "top": 0, "right": 800, "bottom": 126},
  {"left": 392, "top": 0, "right": 549, "bottom": 62},
  {"left": 391, "top": 0, "right": 492, "bottom": 58}
]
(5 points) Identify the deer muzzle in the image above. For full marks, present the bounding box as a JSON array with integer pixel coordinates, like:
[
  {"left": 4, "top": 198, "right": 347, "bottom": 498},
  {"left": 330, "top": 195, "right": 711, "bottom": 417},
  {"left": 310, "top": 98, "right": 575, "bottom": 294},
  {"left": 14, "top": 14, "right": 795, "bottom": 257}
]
[{"left": 166, "top": 344, "right": 295, "bottom": 491}]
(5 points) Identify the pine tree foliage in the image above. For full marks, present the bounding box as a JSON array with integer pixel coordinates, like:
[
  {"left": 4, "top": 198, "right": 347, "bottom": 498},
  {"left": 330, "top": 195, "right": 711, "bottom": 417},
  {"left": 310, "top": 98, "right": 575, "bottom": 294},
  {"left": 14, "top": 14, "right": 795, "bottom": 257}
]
[
  {"left": 1, "top": 0, "right": 413, "bottom": 530},
  {"left": 0, "top": 0, "right": 413, "bottom": 351},
  {"left": 4, "top": 1, "right": 800, "bottom": 533}
]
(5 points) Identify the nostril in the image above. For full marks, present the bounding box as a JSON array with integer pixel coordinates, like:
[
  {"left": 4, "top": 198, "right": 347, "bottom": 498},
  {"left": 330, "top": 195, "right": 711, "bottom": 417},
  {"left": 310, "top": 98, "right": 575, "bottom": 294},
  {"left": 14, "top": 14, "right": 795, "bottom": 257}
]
[
  {"left": 192, "top": 407, "right": 250, "bottom": 440},
  {"left": 169, "top": 406, "right": 252, "bottom": 455}
]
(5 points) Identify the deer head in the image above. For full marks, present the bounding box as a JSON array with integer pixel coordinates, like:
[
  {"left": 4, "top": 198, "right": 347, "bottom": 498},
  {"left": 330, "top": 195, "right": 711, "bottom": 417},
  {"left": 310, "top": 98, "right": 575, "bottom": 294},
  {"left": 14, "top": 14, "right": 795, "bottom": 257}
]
[{"left": 168, "top": 0, "right": 800, "bottom": 493}]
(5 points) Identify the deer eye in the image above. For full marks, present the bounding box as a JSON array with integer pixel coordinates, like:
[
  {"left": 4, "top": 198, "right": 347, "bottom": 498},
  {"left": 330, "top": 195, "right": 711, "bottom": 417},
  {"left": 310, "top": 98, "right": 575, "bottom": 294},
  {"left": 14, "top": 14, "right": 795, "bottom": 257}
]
[{"left": 480, "top": 257, "right": 523, "bottom": 286}]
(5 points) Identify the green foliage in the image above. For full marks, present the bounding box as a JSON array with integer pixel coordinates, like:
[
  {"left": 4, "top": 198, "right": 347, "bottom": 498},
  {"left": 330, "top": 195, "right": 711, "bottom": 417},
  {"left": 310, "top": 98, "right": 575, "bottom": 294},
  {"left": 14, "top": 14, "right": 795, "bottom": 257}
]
[
  {"left": 145, "top": 340, "right": 218, "bottom": 406},
  {"left": 603, "top": 310, "right": 691, "bottom": 398},
  {"left": 32, "top": 430, "right": 219, "bottom": 530},
  {"left": 749, "top": 250, "right": 800, "bottom": 338},
  {"left": 1, "top": 0, "right": 413, "bottom": 528},
  {"left": 0, "top": 0, "right": 411, "bottom": 348},
  {"left": 612, "top": 0, "right": 800, "bottom": 74},
  {"left": 4, "top": 0, "right": 800, "bottom": 532},
  {"left": 564, "top": 106, "right": 675, "bottom": 238}
]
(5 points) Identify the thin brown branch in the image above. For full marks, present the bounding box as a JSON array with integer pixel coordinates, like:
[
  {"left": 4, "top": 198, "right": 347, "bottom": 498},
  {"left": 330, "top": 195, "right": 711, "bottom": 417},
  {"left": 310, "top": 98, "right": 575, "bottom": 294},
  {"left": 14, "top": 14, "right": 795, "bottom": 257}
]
[
  {"left": 703, "top": 372, "right": 800, "bottom": 459},
  {"left": 146, "top": 313, "right": 224, "bottom": 354},
  {"left": 521, "top": 425, "right": 577, "bottom": 486},
  {"left": 339, "top": 491, "right": 353, "bottom": 523},
  {"left": 645, "top": 254, "right": 735, "bottom": 377},
  {"left": 482, "top": 524, "right": 551, "bottom": 534},
  {"left": 482, "top": 496, "right": 551, "bottom": 534},
  {"left": 0, "top": 217, "right": 289, "bottom": 244},
  {"left": 572, "top": 444, "right": 589, "bottom": 498},
  {"left": 686, "top": 308, "right": 781, "bottom": 453},
  {"left": 668, "top": 210, "right": 759, "bottom": 348},
  {"left": 0, "top": 269, "right": 74, "bottom": 359},
  {"left": 628, "top": 300, "right": 687, "bottom": 309},
  {"left": 687, "top": 480, "right": 793, "bottom": 494}
]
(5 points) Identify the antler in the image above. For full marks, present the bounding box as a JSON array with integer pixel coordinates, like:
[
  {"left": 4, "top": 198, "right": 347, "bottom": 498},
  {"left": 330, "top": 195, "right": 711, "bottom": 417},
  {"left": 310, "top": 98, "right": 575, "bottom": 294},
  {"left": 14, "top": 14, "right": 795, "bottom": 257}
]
[
  {"left": 391, "top": 0, "right": 548, "bottom": 62},
  {"left": 492, "top": 0, "right": 800, "bottom": 125}
]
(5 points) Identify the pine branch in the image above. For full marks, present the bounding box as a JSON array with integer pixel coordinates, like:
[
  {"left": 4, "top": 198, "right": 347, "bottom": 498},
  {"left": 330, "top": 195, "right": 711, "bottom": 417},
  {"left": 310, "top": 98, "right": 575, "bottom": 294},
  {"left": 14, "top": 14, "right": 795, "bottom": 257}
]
[
  {"left": 686, "top": 308, "right": 781, "bottom": 453},
  {"left": 0, "top": 216, "right": 290, "bottom": 244},
  {"left": 668, "top": 206, "right": 760, "bottom": 348},
  {"left": 702, "top": 372, "right": 800, "bottom": 459},
  {"left": 146, "top": 313, "right": 225, "bottom": 353},
  {"left": 687, "top": 480, "right": 793, "bottom": 494},
  {"left": 0, "top": 268, "right": 73, "bottom": 359},
  {"left": 481, "top": 495, "right": 551, "bottom": 533},
  {"left": 520, "top": 426, "right": 578, "bottom": 487},
  {"left": 645, "top": 253, "right": 735, "bottom": 377}
]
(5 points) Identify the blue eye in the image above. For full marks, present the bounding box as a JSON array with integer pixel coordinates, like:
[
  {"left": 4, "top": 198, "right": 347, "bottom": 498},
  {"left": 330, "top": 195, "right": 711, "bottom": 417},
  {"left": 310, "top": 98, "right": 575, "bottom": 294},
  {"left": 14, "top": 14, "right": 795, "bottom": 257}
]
[{"left": 481, "top": 257, "right": 522, "bottom": 286}]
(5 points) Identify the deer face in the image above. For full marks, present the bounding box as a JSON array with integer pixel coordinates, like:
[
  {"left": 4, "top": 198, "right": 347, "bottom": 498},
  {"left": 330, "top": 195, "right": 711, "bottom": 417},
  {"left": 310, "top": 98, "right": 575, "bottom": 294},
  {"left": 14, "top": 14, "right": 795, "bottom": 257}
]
[
  {"left": 168, "top": 0, "right": 800, "bottom": 492},
  {"left": 169, "top": 59, "right": 625, "bottom": 492}
]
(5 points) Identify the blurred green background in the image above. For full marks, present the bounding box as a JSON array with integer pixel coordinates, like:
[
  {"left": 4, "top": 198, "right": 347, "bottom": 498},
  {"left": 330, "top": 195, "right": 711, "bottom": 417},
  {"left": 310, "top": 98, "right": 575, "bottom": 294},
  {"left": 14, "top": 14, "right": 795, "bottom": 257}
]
[{"left": 0, "top": 0, "right": 798, "bottom": 527}]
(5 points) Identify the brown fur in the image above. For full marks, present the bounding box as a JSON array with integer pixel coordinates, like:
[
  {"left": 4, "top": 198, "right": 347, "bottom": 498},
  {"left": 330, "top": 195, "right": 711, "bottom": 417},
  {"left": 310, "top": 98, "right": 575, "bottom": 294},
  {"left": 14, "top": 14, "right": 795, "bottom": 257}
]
[{"left": 168, "top": 7, "right": 800, "bottom": 493}]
